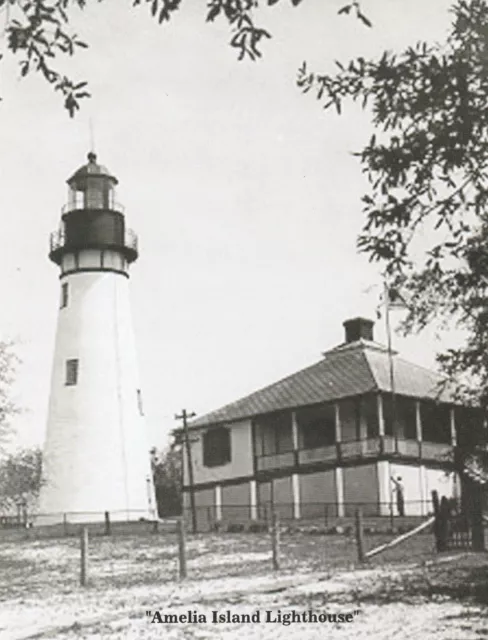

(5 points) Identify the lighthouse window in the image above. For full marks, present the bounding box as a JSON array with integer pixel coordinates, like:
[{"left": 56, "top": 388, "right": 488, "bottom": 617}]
[
  {"left": 65, "top": 359, "right": 79, "bottom": 386},
  {"left": 61, "top": 283, "right": 69, "bottom": 308}
]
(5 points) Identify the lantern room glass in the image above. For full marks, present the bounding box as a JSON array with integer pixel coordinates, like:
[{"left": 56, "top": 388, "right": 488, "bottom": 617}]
[{"left": 67, "top": 175, "right": 116, "bottom": 211}]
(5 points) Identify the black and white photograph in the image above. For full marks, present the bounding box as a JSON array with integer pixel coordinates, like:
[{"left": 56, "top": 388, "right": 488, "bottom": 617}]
[{"left": 0, "top": 1, "right": 487, "bottom": 638}]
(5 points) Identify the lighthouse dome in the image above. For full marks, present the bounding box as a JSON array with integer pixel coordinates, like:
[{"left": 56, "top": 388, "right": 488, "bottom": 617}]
[{"left": 67, "top": 152, "right": 118, "bottom": 187}]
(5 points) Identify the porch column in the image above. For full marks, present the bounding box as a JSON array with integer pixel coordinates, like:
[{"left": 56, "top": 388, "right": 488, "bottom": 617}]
[
  {"left": 215, "top": 484, "right": 222, "bottom": 522},
  {"left": 376, "top": 460, "right": 390, "bottom": 516},
  {"left": 415, "top": 400, "right": 422, "bottom": 441},
  {"left": 450, "top": 407, "right": 457, "bottom": 446},
  {"left": 335, "top": 403, "right": 344, "bottom": 517},
  {"left": 334, "top": 402, "right": 342, "bottom": 459},
  {"left": 249, "top": 480, "right": 257, "bottom": 520},
  {"left": 377, "top": 393, "right": 385, "bottom": 436},
  {"left": 419, "top": 465, "right": 428, "bottom": 516},
  {"left": 335, "top": 467, "right": 344, "bottom": 518},
  {"left": 292, "top": 473, "right": 300, "bottom": 519},
  {"left": 291, "top": 410, "right": 299, "bottom": 467},
  {"left": 415, "top": 400, "right": 422, "bottom": 458},
  {"left": 377, "top": 393, "right": 385, "bottom": 454}
]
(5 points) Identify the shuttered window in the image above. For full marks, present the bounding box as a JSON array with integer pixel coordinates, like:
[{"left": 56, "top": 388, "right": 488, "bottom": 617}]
[{"left": 203, "top": 427, "right": 231, "bottom": 467}]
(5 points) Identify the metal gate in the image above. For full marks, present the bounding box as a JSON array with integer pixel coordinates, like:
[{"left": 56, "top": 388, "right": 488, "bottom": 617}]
[{"left": 432, "top": 490, "right": 484, "bottom": 552}]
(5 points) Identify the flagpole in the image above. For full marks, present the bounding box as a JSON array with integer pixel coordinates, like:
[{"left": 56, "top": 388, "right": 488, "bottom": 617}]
[{"left": 384, "top": 278, "right": 399, "bottom": 455}]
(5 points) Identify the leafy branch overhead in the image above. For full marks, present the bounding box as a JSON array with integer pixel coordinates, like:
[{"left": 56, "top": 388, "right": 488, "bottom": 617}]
[
  {"left": 298, "top": 0, "right": 488, "bottom": 407},
  {"left": 0, "top": 0, "right": 367, "bottom": 115},
  {"left": 1, "top": 0, "right": 91, "bottom": 115}
]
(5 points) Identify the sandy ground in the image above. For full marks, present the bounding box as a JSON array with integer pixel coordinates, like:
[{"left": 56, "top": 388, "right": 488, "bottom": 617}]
[
  {"left": 0, "top": 533, "right": 487, "bottom": 639},
  {"left": 2, "top": 555, "right": 487, "bottom": 639}
]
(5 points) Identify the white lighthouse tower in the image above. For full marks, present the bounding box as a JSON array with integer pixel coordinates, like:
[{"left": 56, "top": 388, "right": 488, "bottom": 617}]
[{"left": 38, "top": 152, "right": 156, "bottom": 524}]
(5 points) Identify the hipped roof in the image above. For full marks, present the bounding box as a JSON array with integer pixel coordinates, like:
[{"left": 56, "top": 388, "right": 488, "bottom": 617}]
[{"left": 190, "top": 339, "right": 455, "bottom": 429}]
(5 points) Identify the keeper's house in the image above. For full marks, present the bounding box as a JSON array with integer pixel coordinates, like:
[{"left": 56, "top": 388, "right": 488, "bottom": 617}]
[{"left": 183, "top": 317, "right": 482, "bottom": 529}]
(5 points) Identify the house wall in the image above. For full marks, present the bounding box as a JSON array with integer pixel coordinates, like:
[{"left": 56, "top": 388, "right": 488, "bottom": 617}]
[
  {"left": 423, "top": 466, "right": 457, "bottom": 502},
  {"left": 184, "top": 419, "right": 254, "bottom": 486},
  {"left": 257, "top": 481, "right": 271, "bottom": 520},
  {"left": 388, "top": 463, "right": 458, "bottom": 515},
  {"left": 183, "top": 487, "right": 215, "bottom": 531},
  {"left": 339, "top": 399, "right": 357, "bottom": 441},
  {"left": 272, "top": 476, "right": 293, "bottom": 519},
  {"left": 343, "top": 464, "right": 379, "bottom": 515},
  {"left": 389, "top": 462, "right": 425, "bottom": 516},
  {"left": 299, "top": 470, "right": 336, "bottom": 519},
  {"left": 257, "top": 481, "right": 271, "bottom": 504},
  {"left": 222, "top": 483, "right": 250, "bottom": 522}
]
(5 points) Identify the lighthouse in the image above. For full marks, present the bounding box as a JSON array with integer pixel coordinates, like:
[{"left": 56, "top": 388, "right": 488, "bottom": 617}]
[{"left": 38, "top": 152, "right": 156, "bottom": 524}]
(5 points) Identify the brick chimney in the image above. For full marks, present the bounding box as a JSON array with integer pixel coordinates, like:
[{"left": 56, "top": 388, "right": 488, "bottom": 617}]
[{"left": 343, "top": 317, "right": 374, "bottom": 343}]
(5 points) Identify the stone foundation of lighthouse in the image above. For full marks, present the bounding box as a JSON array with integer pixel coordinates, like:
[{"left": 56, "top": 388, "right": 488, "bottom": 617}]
[{"left": 37, "top": 154, "right": 156, "bottom": 524}]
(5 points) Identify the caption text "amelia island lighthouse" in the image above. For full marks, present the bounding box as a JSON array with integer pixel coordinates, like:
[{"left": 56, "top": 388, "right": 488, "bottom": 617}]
[{"left": 146, "top": 609, "right": 361, "bottom": 625}]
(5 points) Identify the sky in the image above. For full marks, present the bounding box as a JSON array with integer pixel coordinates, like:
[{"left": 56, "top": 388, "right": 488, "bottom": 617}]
[{"left": 0, "top": 0, "right": 457, "bottom": 452}]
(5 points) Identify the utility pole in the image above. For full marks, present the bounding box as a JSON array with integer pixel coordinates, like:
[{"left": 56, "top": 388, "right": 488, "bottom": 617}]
[
  {"left": 175, "top": 409, "right": 197, "bottom": 534},
  {"left": 384, "top": 279, "right": 398, "bottom": 455}
]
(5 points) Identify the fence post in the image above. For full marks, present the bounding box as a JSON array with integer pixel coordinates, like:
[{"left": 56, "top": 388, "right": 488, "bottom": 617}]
[
  {"left": 104, "top": 511, "right": 111, "bottom": 536},
  {"left": 80, "top": 526, "right": 89, "bottom": 586},
  {"left": 355, "top": 508, "right": 365, "bottom": 563},
  {"left": 471, "top": 484, "right": 485, "bottom": 552},
  {"left": 432, "top": 490, "right": 444, "bottom": 552},
  {"left": 177, "top": 518, "right": 187, "bottom": 580},
  {"left": 63, "top": 513, "right": 68, "bottom": 537},
  {"left": 432, "top": 490, "right": 440, "bottom": 516},
  {"left": 271, "top": 509, "right": 280, "bottom": 571},
  {"left": 324, "top": 504, "right": 329, "bottom": 529}
]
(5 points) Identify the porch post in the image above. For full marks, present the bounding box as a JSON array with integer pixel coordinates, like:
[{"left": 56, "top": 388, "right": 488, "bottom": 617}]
[
  {"left": 334, "top": 402, "right": 342, "bottom": 460},
  {"left": 249, "top": 480, "right": 257, "bottom": 520},
  {"left": 335, "top": 403, "right": 344, "bottom": 517},
  {"left": 419, "top": 465, "right": 427, "bottom": 516},
  {"left": 376, "top": 460, "right": 390, "bottom": 516},
  {"left": 415, "top": 400, "right": 422, "bottom": 458},
  {"left": 335, "top": 467, "right": 345, "bottom": 518},
  {"left": 215, "top": 484, "right": 222, "bottom": 522},
  {"left": 291, "top": 410, "right": 299, "bottom": 467},
  {"left": 377, "top": 393, "right": 385, "bottom": 436},
  {"left": 377, "top": 393, "right": 385, "bottom": 453},
  {"left": 292, "top": 473, "right": 300, "bottom": 520}
]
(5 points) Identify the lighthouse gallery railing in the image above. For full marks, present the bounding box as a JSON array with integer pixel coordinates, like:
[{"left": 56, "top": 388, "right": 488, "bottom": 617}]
[{"left": 49, "top": 227, "right": 138, "bottom": 254}]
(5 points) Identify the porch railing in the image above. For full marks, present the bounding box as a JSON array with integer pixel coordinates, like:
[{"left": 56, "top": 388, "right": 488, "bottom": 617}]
[{"left": 255, "top": 437, "right": 452, "bottom": 470}]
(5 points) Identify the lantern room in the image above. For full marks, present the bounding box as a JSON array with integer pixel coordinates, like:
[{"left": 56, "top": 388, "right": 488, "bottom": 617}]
[
  {"left": 66, "top": 151, "right": 118, "bottom": 212},
  {"left": 49, "top": 152, "right": 138, "bottom": 267}
]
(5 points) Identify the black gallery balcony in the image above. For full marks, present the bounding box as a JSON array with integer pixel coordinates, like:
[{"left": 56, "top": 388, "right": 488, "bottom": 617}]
[{"left": 49, "top": 225, "right": 138, "bottom": 265}]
